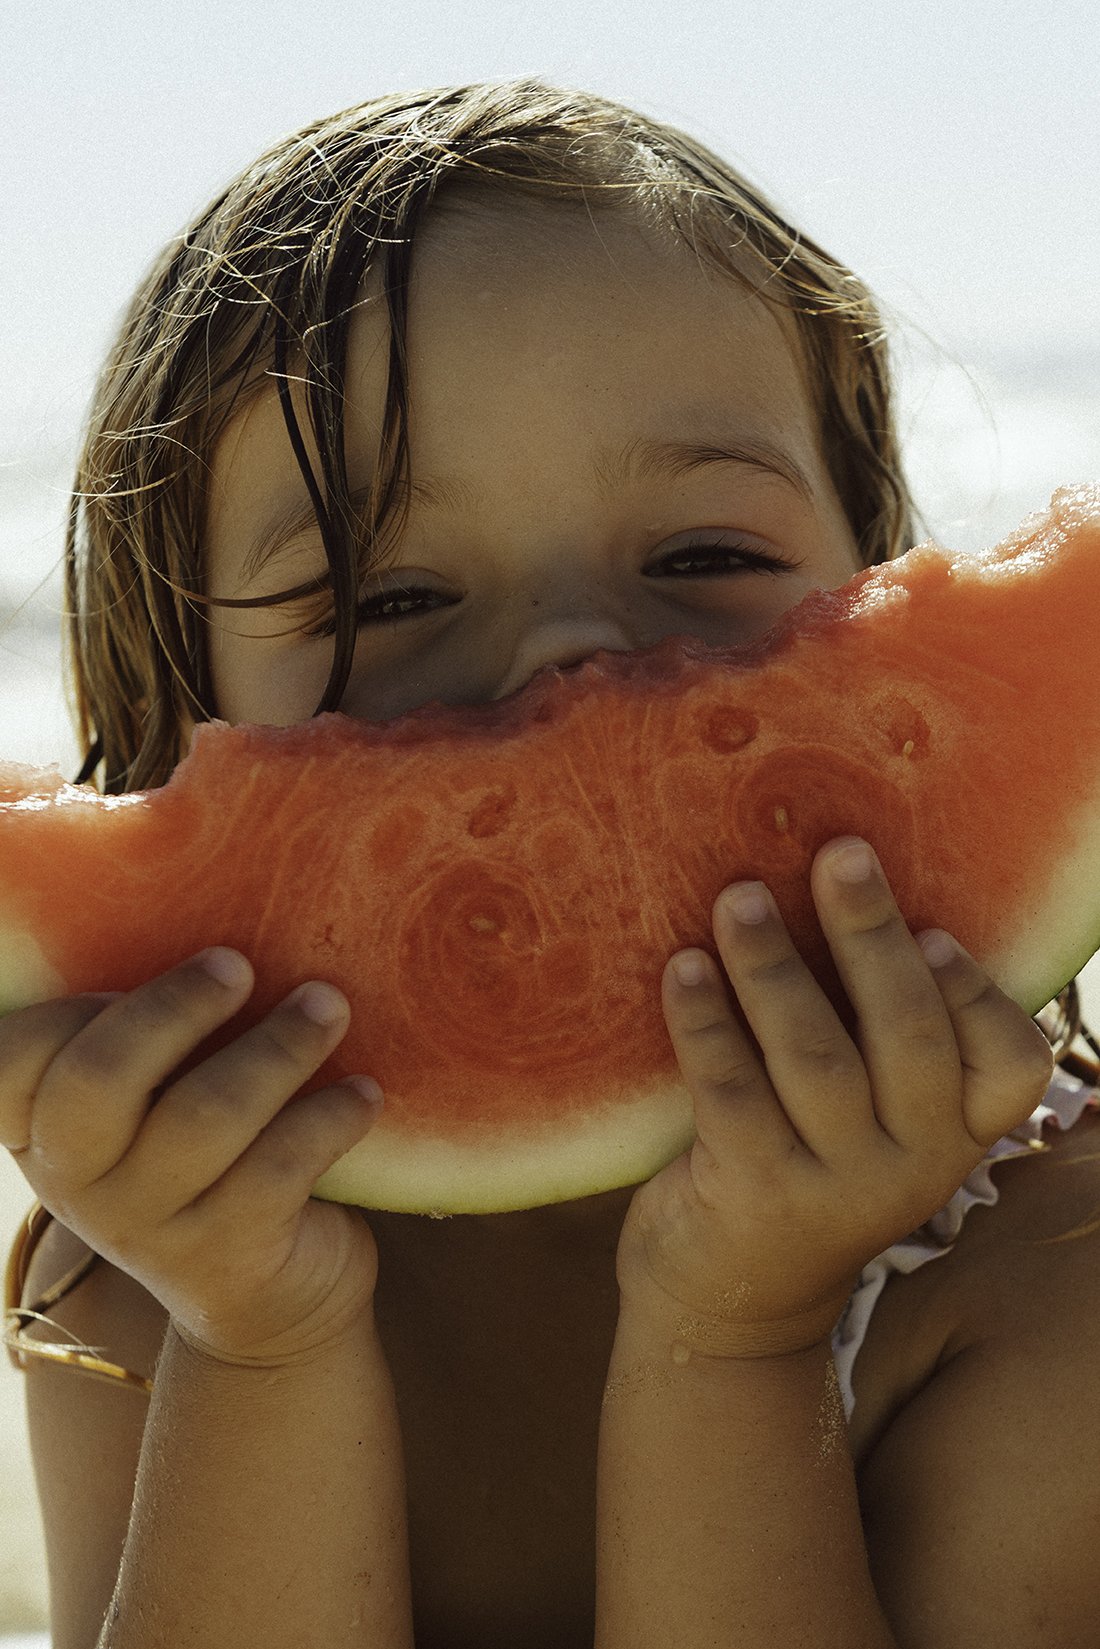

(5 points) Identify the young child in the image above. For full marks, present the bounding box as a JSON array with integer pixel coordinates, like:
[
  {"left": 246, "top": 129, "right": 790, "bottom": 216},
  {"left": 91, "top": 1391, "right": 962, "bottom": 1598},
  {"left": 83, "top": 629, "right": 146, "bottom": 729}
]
[{"left": 4, "top": 78, "right": 1100, "bottom": 1649}]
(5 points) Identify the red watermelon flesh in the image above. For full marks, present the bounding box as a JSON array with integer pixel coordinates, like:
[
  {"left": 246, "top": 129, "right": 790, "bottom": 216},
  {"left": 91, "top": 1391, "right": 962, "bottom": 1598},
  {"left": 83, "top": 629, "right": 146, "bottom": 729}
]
[{"left": 1, "top": 485, "right": 1099, "bottom": 1214}]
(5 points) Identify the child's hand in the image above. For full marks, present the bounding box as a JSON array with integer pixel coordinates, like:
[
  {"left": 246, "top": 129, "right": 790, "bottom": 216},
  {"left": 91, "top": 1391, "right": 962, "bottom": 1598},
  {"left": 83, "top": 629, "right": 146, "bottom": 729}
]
[
  {"left": 617, "top": 837, "right": 1056, "bottom": 1359},
  {"left": 0, "top": 951, "right": 383, "bottom": 1367}
]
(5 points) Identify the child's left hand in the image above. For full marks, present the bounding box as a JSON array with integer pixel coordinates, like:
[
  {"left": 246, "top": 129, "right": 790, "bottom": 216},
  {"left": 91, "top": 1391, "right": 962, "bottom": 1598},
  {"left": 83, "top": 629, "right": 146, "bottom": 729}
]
[{"left": 616, "top": 836, "right": 1056, "bottom": 1358}]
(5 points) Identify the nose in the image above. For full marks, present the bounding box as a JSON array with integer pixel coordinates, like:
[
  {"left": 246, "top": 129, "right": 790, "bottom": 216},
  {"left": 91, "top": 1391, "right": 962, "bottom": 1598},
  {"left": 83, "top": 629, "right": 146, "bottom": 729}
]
[{"left": 489, "top": 614, "right": 637, "bottom": 702}]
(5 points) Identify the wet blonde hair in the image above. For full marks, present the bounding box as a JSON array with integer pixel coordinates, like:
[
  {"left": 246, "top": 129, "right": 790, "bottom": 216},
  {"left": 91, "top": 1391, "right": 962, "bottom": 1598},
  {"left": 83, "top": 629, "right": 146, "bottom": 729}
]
[{"left": 66, "top": 75, "right": 916, "bottom": 795}]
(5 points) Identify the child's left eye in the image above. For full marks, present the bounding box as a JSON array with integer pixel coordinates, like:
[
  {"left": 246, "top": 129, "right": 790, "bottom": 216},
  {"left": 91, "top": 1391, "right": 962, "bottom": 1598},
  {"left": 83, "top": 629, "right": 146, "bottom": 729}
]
[{"left": 647, "top": 539, "right": 802, "bottom": 578}]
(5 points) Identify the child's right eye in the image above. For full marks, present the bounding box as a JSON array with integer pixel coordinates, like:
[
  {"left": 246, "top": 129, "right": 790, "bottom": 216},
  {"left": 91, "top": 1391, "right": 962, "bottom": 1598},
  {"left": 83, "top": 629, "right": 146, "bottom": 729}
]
[{"left": 304, "top": 585, "right": 448, "bottom": 638}]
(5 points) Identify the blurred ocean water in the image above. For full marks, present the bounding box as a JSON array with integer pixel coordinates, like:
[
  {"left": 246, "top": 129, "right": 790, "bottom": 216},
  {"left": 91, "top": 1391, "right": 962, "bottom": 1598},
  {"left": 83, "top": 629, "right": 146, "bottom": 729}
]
[{"left": 1, "top": 340, "right": 1098, "bottom": 774}]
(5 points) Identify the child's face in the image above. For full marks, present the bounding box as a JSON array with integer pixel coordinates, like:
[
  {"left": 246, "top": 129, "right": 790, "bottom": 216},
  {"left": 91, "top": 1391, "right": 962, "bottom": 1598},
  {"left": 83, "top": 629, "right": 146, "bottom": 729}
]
[{"left": 203, "top": 203, "right": 861, "bottom": 728}]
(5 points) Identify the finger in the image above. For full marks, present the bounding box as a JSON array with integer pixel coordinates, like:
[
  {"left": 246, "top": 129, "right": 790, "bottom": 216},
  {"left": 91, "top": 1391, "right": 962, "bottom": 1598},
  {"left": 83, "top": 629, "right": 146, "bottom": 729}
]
[
  {"left": 662, "top": 946, "right": 808, "bottom": 1162},
  {"left": 706, "top": 880, "right": 877, "bottom": 1160},
  {"left": 810, "top": 838, "right": 962, "bottom": 1145},
  {"left": 114, "top": 980, "right": 359, "bottom": 1216},
  {"left": 31, "top": 951, "right": 256, "bottom": 1185},
  {"left": 0, "top": 995, "right": 118, "bottom": 1155},
  {"left": 913, "top": 929, "right": 1056, "bottom": 1147},
  {"left": 184, "top": 1076, "right": 382, "bottom": 1231}
]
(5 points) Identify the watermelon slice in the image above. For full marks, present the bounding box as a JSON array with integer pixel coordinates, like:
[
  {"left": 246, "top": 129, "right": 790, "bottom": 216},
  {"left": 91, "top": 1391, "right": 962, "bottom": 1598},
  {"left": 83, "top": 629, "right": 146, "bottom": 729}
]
[{"left": 2, "top": 486, "right": 1099, "bottom": 1214}]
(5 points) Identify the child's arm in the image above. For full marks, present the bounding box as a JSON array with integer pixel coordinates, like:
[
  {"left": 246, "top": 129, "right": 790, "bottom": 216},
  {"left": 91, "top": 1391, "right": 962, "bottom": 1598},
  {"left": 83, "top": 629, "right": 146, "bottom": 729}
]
[
  {"left": 594, "top": 836, "right": 1059, "bottom": 1647},
  {"left": 0, "top": 952, "right": 414, "bottom": 1649},
  {"left": 597, "top": 1321, "right": 891, "bottom": 1646},
  {"left": 597, "top": 1167, "right": 1100, "bottom": 1648},
  {"left": 102, "top": 1311, "right": 410, "bottom": 1649}
]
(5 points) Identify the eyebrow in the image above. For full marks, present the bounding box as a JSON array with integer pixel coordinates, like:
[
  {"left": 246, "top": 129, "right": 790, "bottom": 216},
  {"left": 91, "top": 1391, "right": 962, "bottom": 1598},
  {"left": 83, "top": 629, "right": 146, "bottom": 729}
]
[{"left": 247, "top": 431, "right": 815, "bottom": 572}]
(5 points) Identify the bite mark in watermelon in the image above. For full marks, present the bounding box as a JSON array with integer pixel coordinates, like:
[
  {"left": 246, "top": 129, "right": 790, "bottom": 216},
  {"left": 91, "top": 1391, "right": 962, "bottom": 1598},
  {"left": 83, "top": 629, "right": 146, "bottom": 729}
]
[{"left": 2, "top": 486, "right": 1099, "bottom": 1214}]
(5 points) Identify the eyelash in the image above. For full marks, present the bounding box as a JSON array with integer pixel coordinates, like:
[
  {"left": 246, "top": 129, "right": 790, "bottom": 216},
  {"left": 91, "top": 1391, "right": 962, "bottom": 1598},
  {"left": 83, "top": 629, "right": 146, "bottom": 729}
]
[{"left": 304, "top": 541, "right": 799, "bottom": 637}]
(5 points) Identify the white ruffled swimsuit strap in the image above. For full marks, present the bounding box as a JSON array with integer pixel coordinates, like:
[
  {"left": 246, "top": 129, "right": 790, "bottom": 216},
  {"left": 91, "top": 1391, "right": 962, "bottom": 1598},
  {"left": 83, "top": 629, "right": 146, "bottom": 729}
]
[{"left": 832, "top": 1065, "right": 1098, "bottom": 1423}]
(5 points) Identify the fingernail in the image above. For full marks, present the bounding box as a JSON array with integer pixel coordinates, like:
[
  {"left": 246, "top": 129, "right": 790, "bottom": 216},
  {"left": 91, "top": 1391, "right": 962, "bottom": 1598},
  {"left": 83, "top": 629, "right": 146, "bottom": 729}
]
[
  {"left": 197, "top": 947, "right": 252, "bottom": 989},
  {"left": 827, "top": 838, "right": 876, "bottom": 883},
  {"left": 290, "top": 981, "right": 348, "bottom": 1025},
  {"left": 344, "top": 1076, "right": 385, "bottom": 1111},
  {"left": 918, "top": 929, "right": 957, "bottom": 967},
  {"left": 721, "top": 882, "right": 773, "bottom": 923},
  {"left": 672, "top": 951, "right": 708, "bottom": 986}
]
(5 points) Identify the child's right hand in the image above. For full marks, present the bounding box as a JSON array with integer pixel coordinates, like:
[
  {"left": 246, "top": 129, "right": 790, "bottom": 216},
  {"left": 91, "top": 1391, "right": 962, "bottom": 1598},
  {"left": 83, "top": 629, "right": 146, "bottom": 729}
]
[{"left": 0, "top": 949, "right": 384, "bottom": 1367}]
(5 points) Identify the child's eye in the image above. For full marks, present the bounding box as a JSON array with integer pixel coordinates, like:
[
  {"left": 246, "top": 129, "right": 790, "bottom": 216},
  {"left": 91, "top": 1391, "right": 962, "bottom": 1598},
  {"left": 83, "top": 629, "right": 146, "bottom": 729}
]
[
  {"left": 304, "top": 584, "right": 448, "bottom": 638},
  {"left": 647, "top": 539, "right": 802, "bottom": 578}
]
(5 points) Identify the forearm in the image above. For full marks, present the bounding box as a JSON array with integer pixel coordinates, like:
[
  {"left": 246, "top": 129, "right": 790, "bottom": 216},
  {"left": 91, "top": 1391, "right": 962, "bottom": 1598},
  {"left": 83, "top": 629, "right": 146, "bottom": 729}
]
[
  {"left": 595, "top": 1309, "right": 896, "bottom": 1649},
  {"left": 99, "top": 1314, "right": 413, "bottom": 1649}
]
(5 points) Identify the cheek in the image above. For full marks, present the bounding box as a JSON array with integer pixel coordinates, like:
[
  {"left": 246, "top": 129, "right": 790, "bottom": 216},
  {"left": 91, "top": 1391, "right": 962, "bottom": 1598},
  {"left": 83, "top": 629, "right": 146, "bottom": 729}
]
[{"left": 207, "top": 621, "right": 333, "bottom": 727}]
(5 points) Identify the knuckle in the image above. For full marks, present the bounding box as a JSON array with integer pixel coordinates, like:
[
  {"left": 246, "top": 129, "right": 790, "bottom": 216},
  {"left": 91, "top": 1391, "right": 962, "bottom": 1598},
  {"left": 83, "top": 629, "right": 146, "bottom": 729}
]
[
  {"left": 680, "top": 1016, "right": 757, "bottom": 1092},
  {"left": 253, "top": 1133, "right": 302, "bottom": 1183},
  {"left": 707, "top": 1061, "right": 765, "bottom": 1100},
  {"left": 248, "top": 1018, "right": 315, "bottom": 1077},
  {"left": 851, "top": 908, "right": 904, "bottom": 945},
  {"left": 5, "top": 998, "right": 109, "bottom": 1099},
  {"left": 41, "top": 1032, "right": 112, "bottom": 1099},
  {"left": 253, "top": 1112, "right": 322, "bottom": 1183},
  {"left": 792, "top": 1033, "right": 857, "bottom": 1080},
  {"left": 957, "top": 975, "right": 1004, "bottom": 1015},
  {"left": 173, "top": 1064, "right": 242, "bottom": 1125},
  {"left": 127, "top": 968, "right": 212, "bottom": 1033},
  {"left": 744, "top": 950, "right": 804, "bottom": 991},
  {"left": 683, "top": 1006, "right": 736, "bottom": 1046},
  {"left": 892, "top": 1000, "right": 950, "bottom": 1048}
]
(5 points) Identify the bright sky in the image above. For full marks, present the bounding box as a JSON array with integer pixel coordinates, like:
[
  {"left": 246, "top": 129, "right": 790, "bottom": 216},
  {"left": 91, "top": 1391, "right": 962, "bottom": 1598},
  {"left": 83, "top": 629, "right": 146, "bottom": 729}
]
[{"left": 4, "top": 0, "right": 1098, "bottom": 458}]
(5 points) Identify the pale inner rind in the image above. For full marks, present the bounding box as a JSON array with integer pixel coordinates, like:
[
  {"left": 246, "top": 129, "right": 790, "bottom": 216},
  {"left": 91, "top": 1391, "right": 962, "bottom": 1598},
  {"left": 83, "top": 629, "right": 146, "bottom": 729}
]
[
  {"left": 986, "top": 763, "right": 1100, "bottom": 1016},
  {"left": 0, "top": 913, "right": 66, "bottom": 1015},
  {"left": 312, "top": 1078, "right": 697, "bottom": 1215}
]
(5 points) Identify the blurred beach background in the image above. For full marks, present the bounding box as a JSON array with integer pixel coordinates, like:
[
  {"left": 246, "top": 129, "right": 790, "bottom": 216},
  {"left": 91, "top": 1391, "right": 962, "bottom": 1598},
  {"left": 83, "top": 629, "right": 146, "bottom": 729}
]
[{"left": 2, "top": 0, "right": 1098, "bottom": 1636}]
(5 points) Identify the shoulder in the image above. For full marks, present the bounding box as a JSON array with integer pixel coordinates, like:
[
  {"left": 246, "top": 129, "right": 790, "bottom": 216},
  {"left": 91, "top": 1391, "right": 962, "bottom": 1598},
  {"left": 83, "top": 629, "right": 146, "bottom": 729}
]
[
  {"left": 938, "top": 1103, "right": 1100, "bottom": 1335},
  {"left": 855, "top": 1107, "right": 1100, "bottom": 1645},
  {"left": 17, "top": 1216, "right": 169, "bottom": 1649}
]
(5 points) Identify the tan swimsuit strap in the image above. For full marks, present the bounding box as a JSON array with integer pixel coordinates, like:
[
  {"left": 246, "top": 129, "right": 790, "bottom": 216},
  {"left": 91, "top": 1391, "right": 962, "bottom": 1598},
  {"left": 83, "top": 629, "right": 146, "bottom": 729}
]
[{"left": 3, "top": 1201, "right": 153, "bottom": 1395}]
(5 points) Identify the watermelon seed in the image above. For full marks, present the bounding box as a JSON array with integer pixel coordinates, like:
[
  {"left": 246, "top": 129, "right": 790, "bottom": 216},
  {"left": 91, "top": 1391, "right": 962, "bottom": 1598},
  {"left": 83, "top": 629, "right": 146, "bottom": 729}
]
[
  {"left": 774, "top": 805, "right": 789, "bottom": 833},
  {"left": 469, "top": 916, "right": 498, "bottom": 933},
  {"left": 902, "top": 739, "right": 915, "bottom": 758}
]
